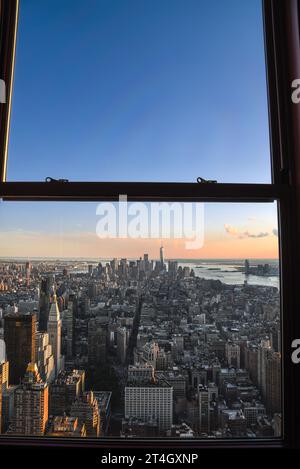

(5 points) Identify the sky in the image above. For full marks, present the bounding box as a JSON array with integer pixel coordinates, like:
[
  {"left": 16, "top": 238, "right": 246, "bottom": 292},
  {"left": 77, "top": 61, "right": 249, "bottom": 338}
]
[
  {"left": 0, "top": 201, "right": 279, "bottom": 259},
  {"left": 2, "top": 0, "right": 278, "bottom": 259}
]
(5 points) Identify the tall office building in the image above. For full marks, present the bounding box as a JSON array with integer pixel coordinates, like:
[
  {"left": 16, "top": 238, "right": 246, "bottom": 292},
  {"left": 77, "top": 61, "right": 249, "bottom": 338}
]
[
  {"left": 119, "top": 258, "right": 128, "bottom": 277},
  {"left": 61, "top": 302, "right": 74, "bottom": 359},
  {"left": 116, "top": 327, "right": 129, "bottom": 364},
  {"left": 266, "top": 352, "right": 281, "bottom": 415},
  {"left": 35, "top": 331, "right": 55, "bottom": 383},
  {"left": 160, "top": 246, "right": 164, "bottom": 268},
  {"left": 143, "top": 253, "right": 150, "bottom": 272},
  {"left": 110, "top": 258, "right": 118, "bottom": 274},
  {"left": 25, "top": 261, "right": 31, "bottom": 287},
  {"left": 198, "top": 383, "right": 218, "bottom": 434},
  {"left": 4, "top": 312, "right": 36, "bottom": 385},
  {"left": 245, "top": 345, "right": 259, "bottom": 385},
  {"left": 49, "top": 369, "right": 85, "bottom": 416},
  {"left": 88, "top": 318, "right": 107, "bottom": 367},
  {"left": 10, "top": 363, "right": 48, "bottom": 436},
  {"left": 125, "top": 373, "right": 173, "bottom": 432},
  {"left": 257, "top": 339, "right": 272, "bottom": 399},
  {"left": 39, "top": 275, "right": 55, "bottom": 331},
  {"left": 168, "top": 260, "right": 178, "bottom": 278},
  {"left": 225, "top": 342, "right": 241, "bottom": 369},
  {"left": 198, "top": 385, "right": 210, "bottom": 434},
  {"left": 47, "top": 294, "right": 63, "bottom": 376}
]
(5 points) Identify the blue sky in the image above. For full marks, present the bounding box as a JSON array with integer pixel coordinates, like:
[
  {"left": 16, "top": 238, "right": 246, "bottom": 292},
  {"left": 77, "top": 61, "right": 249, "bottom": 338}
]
[
  {"left": 1, "top": 0, "right": 278, "bottom": 259},
  {"left": 7, "top": 0, "right": 270, "bottom": 183}
]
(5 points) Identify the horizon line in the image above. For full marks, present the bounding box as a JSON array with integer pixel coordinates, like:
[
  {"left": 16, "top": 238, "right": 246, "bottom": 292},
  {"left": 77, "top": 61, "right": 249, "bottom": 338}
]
[{"left": 0, "top": 256, "right": 279, "bottom": 262}]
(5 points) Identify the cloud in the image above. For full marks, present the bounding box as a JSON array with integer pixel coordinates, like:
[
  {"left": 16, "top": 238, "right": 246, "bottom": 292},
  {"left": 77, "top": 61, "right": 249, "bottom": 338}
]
[
  {"left": 224, "top": 224, "right": 270, "bottom": 239},
  {"left": 272, "top": 228, "right": 278, "bottom": 237},
  {"left": 224, "top": 224, "right": 240, "bottom": 236},
  {"left": 246, "top": 231, "right": 269, "bottom": 238}
]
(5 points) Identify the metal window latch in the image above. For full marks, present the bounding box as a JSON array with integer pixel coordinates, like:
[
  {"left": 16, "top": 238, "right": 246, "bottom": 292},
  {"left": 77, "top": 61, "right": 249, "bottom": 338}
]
[
  {"left": 45, "top": 177, "right": 69, "bottom": 183},
  {"left": 197, "top": 176, "right": 217, "bottom": 184}
]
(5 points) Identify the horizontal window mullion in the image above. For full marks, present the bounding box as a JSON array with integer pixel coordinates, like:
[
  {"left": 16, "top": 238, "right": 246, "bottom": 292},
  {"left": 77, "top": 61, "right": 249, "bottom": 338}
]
[{"left": 0, "top": 182, "right": 287, "bottom": 202}]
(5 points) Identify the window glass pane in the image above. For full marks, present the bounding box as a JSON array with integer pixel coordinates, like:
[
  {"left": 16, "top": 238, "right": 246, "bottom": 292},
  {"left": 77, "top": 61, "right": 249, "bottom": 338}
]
[
  {"left": 0, "top": 201, "right": 281, "bottom": 438},
  {"left": 7, "top": 0, "right": 271, "bottom": 183}
]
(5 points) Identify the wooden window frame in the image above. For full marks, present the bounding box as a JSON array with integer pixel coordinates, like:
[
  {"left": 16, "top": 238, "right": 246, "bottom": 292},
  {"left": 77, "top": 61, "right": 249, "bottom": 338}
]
[{"left": 0, "top": 0, "right": 300, "bottom": 449}]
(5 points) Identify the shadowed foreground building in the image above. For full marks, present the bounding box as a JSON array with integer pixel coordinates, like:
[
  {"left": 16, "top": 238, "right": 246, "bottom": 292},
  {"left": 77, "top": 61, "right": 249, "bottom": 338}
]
[
  {"left": 49, "top": 369, "right": 85, "bottom": 416},
  {"left": 70, "top": 391, "right": 100, "bottom": 437},
  {"left": 93, "top": 391, "right": 112, "bottom": 436},
  {"left": 0, "top": 361, "right": 8, "bottom": 433},
  {"left": 0, "top": 361, "right": 9, "bottom": 433},
  {"left": 88, "top": 318, "right": 108, "bottom": 367},
  {"left": 47, "top": 416, "right": 86, "bottom": 437},
  {"left": 4, "top": 313, "right": 36, "bottom": 385}
]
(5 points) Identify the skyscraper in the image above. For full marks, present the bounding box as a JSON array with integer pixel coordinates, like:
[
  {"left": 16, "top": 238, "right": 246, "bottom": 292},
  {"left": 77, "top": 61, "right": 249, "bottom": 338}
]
[
  {"left": 25, "top": 261, "right": 31, "bottom": 287},
  {"left": 47, "top": 294, "right": 63, "bottom": 376},
  {"left": 198, "top": 385, "right": 210, "bottom": 434},
  {"left": 225, "top": 342, "right": 241, "bottom": 369},
  {"left": 88, "top": 318, "right": 107, "bottom": 367},
  {"left": 10, "top": 363, "right": 48, "bottom": 436},
  {"left": 125, "top": 373, "right": 173, "bottom": 432},
  {"left": 160, "top": 246, "right": 164, "bottom": 268},
  {"left": 266, "top": 352, "right": 281, "bottom": 415},
  {"left": 61, "top": 302, "right": 74, "bottom": 359},
  {"left": 116, "top": 327, "right": 129, "bottom": 364},
  {"left": 4, "top": 312, "right": 36, "bottom": 385},
  {"left": 39, "top": 275, "right": 55, "bottom": 331},
  {"left": 35, "top": 331, "right": 55, "bottom": 383},
  {"left": 257, "top": 339, "right": 272, "bottom": 399}
]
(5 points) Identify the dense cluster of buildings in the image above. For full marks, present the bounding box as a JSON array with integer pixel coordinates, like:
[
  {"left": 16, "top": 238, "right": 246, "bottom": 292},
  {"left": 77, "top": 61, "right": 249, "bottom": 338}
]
[
  {"left": 0, "top": 252, "right": 281, "bottom": 438},
  {"left": 243, "top": 259, "right": 279, "bottom": 277}
]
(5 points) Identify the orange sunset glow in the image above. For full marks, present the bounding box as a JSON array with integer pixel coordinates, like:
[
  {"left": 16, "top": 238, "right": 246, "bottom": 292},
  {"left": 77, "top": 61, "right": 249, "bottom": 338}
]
[{"left": 0, "top": 228, "right": 279, "bottom": 259}]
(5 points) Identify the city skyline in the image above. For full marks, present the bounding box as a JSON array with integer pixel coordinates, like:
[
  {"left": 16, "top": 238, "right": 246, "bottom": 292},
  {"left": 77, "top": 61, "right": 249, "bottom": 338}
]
[{"left": 0, "top": 254, "right": 281, "bottom": 438}]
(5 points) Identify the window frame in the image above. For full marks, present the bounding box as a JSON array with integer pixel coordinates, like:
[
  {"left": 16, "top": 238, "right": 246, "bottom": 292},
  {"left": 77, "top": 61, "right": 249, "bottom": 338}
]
[{"left": 0, "top": 0, "right": 299, "bottom": 449}]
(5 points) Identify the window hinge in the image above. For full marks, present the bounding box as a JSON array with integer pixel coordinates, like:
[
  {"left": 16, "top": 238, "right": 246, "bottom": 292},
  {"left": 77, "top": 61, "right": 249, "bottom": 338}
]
[
  {"left": 197, "top": 176, "right": 217, "bottom": 184},
  {"left": 45, "top": 177, "right": 69, "bottom": 183}
]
